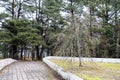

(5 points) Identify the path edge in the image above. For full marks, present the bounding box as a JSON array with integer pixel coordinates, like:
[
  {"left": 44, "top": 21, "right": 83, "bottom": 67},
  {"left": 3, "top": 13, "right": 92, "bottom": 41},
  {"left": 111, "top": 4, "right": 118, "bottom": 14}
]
[
  {"left": 43, "top": 57, "right": 83, "bottom": 80},
  {"left": 0, "top": 58, "right": 17, "bottom": 71}
]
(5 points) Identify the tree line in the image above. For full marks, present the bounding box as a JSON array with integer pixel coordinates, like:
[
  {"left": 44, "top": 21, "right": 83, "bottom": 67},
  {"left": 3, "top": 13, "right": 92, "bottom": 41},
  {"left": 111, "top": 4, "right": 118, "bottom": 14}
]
[{"left": 0, "top": 0, "right": 120, "bottom": 60}]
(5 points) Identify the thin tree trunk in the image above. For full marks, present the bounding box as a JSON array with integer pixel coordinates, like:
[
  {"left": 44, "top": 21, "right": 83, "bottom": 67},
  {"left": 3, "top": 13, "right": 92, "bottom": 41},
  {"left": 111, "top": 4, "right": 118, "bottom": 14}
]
[
  {"left": 21, "top": 46, "right": 23, "bottom": 60},
  {"left": 12, "top": 0, "right": 15, "bottom": 19},
  {"left": 116, "top": 32, "right": 120, "bottom": 57},
  {"left": 114, "top": 1, "right": 119, "bottom": 58},
  {"left": 89, "top": 6, "right": 93, "bottom": 38},
  {"left": 32, "top": 47, "right": 35, "bottom": 60},
  {"left": 17, "top": 0, "right": 22, "bottom": 19},
  {"left": 39, "top": 46, "right": 44, "bottom": 61},
  {"left": 89, "top": 5, "right": 95, "bottom": 57}
]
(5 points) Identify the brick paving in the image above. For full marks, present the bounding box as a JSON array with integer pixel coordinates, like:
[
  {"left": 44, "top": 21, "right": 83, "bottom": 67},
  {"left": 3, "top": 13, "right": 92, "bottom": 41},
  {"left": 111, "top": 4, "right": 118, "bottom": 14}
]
[{"left": 0, "top": 61, "right": 62, "bottom": 80}]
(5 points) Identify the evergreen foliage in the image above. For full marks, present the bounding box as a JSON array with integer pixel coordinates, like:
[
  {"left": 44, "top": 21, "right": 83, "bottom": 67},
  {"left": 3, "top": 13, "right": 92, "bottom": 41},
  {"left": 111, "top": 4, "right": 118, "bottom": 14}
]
[{"left": 0, "top": 0, "right": 120, "bottom": 60}]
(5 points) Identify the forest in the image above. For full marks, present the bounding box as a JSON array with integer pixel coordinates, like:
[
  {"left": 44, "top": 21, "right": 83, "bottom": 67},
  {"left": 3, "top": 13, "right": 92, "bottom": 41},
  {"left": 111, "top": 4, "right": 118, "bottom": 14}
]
[{"left": 0, "top": 0, "right": 120, "bottom": 60}]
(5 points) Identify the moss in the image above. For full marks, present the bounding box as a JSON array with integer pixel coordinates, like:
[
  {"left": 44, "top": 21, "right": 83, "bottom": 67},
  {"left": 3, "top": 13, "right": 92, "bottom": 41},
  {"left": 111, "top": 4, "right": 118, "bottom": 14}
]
[
  {"left": 78, "top": 74, "right": 102, "bottom": 80},
  {"left": 97, "top": 62, "right": 120, "bottom": 70}
]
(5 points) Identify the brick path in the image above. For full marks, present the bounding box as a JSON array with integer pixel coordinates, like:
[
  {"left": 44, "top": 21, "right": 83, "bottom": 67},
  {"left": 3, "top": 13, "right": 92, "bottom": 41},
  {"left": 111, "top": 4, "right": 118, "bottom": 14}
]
[{"left": 0, "top": 61, "right": 62, "bottom": 80}]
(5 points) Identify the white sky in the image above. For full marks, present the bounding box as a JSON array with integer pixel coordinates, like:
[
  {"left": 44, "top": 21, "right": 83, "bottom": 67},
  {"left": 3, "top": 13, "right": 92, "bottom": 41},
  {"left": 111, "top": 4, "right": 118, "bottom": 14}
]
[
  {"left": 0, "top": 4, "right": 89, "bottom": 18},
  {"left": 0, "top": 7, "right": 5, "bottom": 13}
]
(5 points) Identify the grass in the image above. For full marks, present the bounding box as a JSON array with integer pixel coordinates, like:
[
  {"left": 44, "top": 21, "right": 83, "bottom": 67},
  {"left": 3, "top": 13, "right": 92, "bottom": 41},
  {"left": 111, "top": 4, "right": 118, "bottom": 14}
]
[{"left": 50, "top": 59, "right": 120, "bottom": 80}]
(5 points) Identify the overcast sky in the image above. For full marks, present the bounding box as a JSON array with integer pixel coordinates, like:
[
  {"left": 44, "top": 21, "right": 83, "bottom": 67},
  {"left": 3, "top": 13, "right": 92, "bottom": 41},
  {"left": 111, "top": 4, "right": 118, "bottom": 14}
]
[{"left": 0, "top": 7, "right": 5, "bottom": 13}]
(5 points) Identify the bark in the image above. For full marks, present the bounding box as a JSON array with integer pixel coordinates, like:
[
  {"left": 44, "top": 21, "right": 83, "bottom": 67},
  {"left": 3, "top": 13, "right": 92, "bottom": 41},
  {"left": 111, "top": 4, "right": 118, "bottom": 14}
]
[
  {"left": 76, "top": 36, "right": 82, "bottom": 67},
  {"left": 17, "top": 0, "right": 22, "bottom": 19},
  {"left": 39, "top": 46, "right": 44, "bottom": 61},
  {"left": 75, "top": 25, "right": 82, "bottom": 66},
  {"left": 9, "top": 46, "right": 13, "bottom": 58},
  {"left": 70, "top": 0, "right": 74, "bottom": 29},
  {"left": 34, "top": 0, "right": 38, "bottom": 20},
  {"left": 12, "top": 0, "right": 15, "bottom": 19},
  {"left": 35, "top": 0, "right": 43, "bottom": 61},
  {"left": 32, "top": 47, "right": 35, "bottom": 60},
  {"left": 114, "top": 0, "right": 120, "bottom": 58},
  {"left": 48, "top": 48, "right": 52, "bottom": 56},
  {"left": 104, "top": 0, "right": 109, "bottom": 25},
  {"left": 116, "top": 31, "right": 120, "bottom": 57},
  {"left": 89, "top": 6, "right": 94, "bottom": 37},
  {"left": 3, "top": 52, "right": 7, "bottom": 58},
  {"left": 20, "top": 47, "right": 23, "bottom": 60},
  {"left": 35, "top": 46, "right": 40, "bottom": 60},
  {"left": 89, "top": 4, "right": 95, "bottom": 57},
  {"left": 12, "top": 45, "right": 18, "bottom": 59}
]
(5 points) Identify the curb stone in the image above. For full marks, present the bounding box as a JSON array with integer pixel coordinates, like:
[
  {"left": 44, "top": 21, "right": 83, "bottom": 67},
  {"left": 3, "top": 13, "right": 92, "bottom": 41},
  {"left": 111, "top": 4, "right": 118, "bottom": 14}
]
[
  {"left": 0, "top": 58, "right": 16, "bottom": 71},
  {"left": 43, "top": 57, "right": 83, "bottom": 80}
]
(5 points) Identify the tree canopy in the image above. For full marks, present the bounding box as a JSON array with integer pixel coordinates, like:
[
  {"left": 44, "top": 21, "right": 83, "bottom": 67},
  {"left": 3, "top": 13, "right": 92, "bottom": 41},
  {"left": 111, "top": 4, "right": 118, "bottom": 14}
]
[{"left": 0, "top": 0, "right": 120, "bottom": 60}]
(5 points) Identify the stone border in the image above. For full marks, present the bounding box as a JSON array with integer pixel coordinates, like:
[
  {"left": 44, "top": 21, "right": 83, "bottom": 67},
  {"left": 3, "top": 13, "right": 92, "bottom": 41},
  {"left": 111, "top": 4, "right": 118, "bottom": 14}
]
[
  {"left": 43, "top": 57, "right": 83, "bottom": 80},
  {"left": 45, "top": 56, "right": 120, "bottom": 63},
  {"left": 43, "top": 56, "right": 120, "bottom": 80},
  {"left": 0, "top": 58, "right": 16, "bottom": 71}
]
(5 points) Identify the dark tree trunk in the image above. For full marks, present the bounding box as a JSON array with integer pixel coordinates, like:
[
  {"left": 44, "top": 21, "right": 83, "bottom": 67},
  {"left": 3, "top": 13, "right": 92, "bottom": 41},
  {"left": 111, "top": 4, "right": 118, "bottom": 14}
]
[
  {"left": 12, "top": 45, "right": 18, "bottom": 59},
  {"left": 47, "top": 48, "right": 50, "bottom": 56},
  {"left": 39, "top": 46, "right": 44, "bottom": 61},
  {"left": 89, "top": 5, "right": 95, "bottom": 57},
  {"left": 12, "top": 0, "right": 15, "bottom": 19},
  {"left": 21, "top": 47, "right": 23, "bottom": 60},
  {"left": 35, "top": 46, "right": 40, "bottom": 60},
  {"left": 31, "top": 47, "right": 35, "bottom": 60},
  {"left": 49, "top": 48, "right": 53, "bottom": 56},
  {"left": 51, "top": 49, "right": 53, "bottom": 56},
  {"left": 9, "top": 46, "right": 13, "bottom": 58},
  {"left": 17, "top": 1, "right": 22, "bottom": 19},
  {"left": 3, "top": 52, "right": 7, "bottom": 58}
]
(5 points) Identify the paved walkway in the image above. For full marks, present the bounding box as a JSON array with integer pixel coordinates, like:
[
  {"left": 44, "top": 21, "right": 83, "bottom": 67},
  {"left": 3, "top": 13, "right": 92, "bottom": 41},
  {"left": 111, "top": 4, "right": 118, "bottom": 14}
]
[{"left": 0, "top": 61, "right": 63, "bottom": 80}]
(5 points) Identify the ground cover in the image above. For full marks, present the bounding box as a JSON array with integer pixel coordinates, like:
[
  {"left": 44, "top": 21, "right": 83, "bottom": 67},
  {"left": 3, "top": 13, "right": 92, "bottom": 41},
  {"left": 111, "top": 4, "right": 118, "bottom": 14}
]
[{"left": 50, "top": 59, "right": 120, "bottom": 80}]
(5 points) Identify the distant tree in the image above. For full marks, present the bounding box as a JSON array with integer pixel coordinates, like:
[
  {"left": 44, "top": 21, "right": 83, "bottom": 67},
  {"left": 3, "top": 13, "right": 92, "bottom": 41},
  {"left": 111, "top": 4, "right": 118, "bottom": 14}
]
[{"left": 0, "top": 19, "right": 41, "bottom": 59}]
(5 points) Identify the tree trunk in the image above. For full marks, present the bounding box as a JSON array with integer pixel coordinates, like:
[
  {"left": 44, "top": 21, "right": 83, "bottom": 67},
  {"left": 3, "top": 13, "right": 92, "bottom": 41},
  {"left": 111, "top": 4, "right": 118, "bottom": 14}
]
[
  {"left": 116, "top": 32, "right": 120, "bottom": 57},
  {"left": 39, "top": 46, "right": 44, "bottom": 61},
  {"left": 35, "top": 45, "right": 40, "bottom": 60},
  {"left": 17, "top": 0, "right": 22, "bottom": 19},
  {"left": 12, "top": 0, "right": 15, "bottom": 19},
  {"left": 32, "top": 47, "right": 35, "bottom": 60},
  {"left": 3, "top": 52, "right": 7, "bottom": 58},
  {"left": 114, "top": 1, "right": 120, "bottom": 58},
  {"left": 12, "top": 45, "right": 18, "bottom": 59},
  {"left": 89, "top": 5, "right": 95, "bottom": 57},
  {"left": 20, "top": 47, "right": 23, "bottom": 60},
  {"left": 77, "top": 37, "right": 82, "bottom": 67}
]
